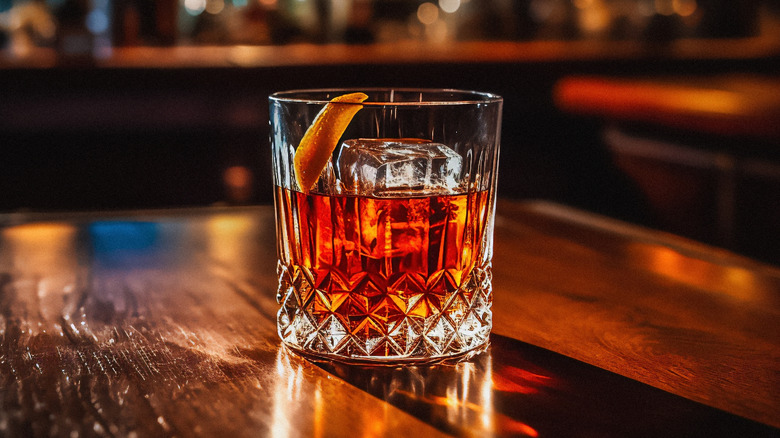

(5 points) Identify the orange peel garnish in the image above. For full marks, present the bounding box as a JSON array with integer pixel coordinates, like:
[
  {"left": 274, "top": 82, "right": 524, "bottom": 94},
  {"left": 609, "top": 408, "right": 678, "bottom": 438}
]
[{"left": 294, "top": 92, "right": 369, "bottom": 192}]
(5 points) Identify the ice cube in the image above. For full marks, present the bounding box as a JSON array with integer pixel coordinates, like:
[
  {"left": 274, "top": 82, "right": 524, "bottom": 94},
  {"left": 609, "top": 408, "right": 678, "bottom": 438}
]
[
  {"left": 310, "top": 159, "right": 342, "bottom": 194},
  {"left": 337, "top": 139, "right": 463, "bottom": 197}
]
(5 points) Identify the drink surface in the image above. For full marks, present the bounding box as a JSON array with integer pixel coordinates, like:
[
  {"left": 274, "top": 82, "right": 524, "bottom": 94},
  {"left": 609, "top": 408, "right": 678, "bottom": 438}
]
[{"left": 275, "top": 185, "right": 493, "bottom": 361}]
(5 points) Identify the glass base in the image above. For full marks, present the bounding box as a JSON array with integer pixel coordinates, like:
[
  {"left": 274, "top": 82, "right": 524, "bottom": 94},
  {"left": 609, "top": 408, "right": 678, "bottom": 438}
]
[
  {"left": 276, "top": 263, "right": 493, "bottom": 366},
  {"left": 281, "top": 339, "right": 490, "bottom": 366}
]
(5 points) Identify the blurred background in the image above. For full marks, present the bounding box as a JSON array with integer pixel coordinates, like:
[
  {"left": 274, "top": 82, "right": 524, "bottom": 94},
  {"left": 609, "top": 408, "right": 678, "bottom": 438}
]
[{"left": 1, "top": 0, "right": 779, "bottom": 264}]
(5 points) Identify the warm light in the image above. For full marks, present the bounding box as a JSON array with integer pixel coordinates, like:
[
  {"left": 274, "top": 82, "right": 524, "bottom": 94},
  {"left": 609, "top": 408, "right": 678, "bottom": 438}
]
[
  {"left": 426, "top": 18, "right": 449, "bottom": 42},
  {"left": 205, "top": 214, "right": 254, "bottom": 265},
  {"left": 655, "top": 0, "right": 675, "bottom": 16},
  {"left": 313, "top": 381, "right": 323, "bottom": 438},
  {"left": 203, "top": 215, "right": 268, "bottom": 292},
  {"left": 4, "top": 223, "right": 75, "bottom": 244},
  {"left": 417, "top": 2, "right": 439, "bottom": 25},
  {"left": 445, "top": 381, "right": 459, "bottom": 423},
  {"left": 2, "top": 223, "right": 79, "bottom": 324},
  {"left": 719, "top": 266, "right": 773, "bottom": 301},
  {"left": 271, "top": 349, "right": 294, "bottom": 438},
  {"left": 481, "top": 354, "right": 493, "bottom": 430},
  {"left": 633, "top": 243, "right": 773, "bottom": 302},
  {"left": 673, "top": 0, "right": 697, "bottom": 17},
  {"left": 206, "top": 0, "right": 225, "bottom": 14},
  {"left": 578, "top": 1, "right": 610, "bottom": 34},
  {"left": 505, "top": 421, "right": 539, "bottom": 437},
  {"left": 461, "top": 361, "right": 474, "bottom": 407},
  {"left": 439, "top": 0, "right": 460, "bottom": 14},
  {"left": 223, "top": 165, "right": 254, "bottom": 203},
  {"left": 3, "top": 223, "right": 78, "bottom": 271},
  {"left": 224, "top": 165, "right": 251, "bottom": 187},
  {"left": 573, "top": 0, "right": 596, "bottom": 9},
  {"left": 678, "top": 89, "right": 746, "bottom": 116}
]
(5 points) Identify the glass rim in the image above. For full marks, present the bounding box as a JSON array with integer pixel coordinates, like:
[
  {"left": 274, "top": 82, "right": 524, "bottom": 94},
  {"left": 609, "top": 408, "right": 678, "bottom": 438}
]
[{"left": 269, "top": 88, "right": 502, "bottom": 106}]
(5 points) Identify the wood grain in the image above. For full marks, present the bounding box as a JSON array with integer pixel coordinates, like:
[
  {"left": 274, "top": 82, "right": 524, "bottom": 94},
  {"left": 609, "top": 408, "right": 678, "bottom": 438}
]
[
  {"left": 492, "top": 201, "right": 780, "bottom": 428},
  {"left": 0, "top": 210, "right": 446, "bottom": 437},
  {"left": 0, "top": 201, "right": 778, "bottom": 436}
]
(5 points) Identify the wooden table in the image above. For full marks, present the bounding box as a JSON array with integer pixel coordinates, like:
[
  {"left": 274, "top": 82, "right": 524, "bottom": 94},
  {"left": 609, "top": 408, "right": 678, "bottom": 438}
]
[{"left": 1, "top": 200, "right": 777, "bottom": 437}]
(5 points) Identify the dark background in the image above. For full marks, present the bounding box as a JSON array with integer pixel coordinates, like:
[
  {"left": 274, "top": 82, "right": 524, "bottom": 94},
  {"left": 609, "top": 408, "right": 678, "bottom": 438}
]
[{"left": 2, "top": 1, "right": 779, "bottom": 264}]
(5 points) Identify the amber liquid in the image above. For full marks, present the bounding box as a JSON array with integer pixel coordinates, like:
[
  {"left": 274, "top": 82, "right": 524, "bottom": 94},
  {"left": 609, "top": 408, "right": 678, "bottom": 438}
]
[{"left": 275, "top": 185, "right": 493, "bottom": 359}]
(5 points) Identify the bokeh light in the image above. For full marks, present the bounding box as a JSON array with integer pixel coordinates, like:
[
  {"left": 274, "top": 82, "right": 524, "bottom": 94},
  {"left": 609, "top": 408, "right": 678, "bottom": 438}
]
[
  {"left": 439, "top": 0, "right": 460, "bottom": 14},
  {"left": 184, "top": 0, "right": 207, "bottom": 16},
  {"left": 417, "top": 2, "right": 439, "bottom": 25},
  {"left": 673, "top": 0, "right": 697, "bottom": 17},
  {"left": 206, "top": 0, "right": 225, "bottom": 15},
  {"left": 86, "top": 9, "right": 109, "bottom": 34},
  {"left": 654, "top": 0, "right": 675, "bottom": 16}
]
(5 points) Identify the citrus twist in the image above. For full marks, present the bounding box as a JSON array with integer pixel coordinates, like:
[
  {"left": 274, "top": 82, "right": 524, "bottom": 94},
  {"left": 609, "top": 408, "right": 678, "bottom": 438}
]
[{"left": 293, "top": 92, "right": 368, "bottom": 192}]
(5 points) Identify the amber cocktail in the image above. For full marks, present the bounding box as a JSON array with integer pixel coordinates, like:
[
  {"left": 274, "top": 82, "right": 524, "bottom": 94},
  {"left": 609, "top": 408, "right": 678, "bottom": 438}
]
[{"left": 269, "top": 89, "right": 502, "bottom": 364}]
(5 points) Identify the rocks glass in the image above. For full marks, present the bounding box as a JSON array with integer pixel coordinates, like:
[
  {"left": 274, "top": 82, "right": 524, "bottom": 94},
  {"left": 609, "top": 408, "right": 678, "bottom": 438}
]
[{"left": 270, "top": 89, "right": 502, "bottom": 364}]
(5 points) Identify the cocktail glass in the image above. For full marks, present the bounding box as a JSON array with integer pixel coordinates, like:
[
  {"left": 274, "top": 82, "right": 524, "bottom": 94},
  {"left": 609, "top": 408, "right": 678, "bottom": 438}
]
[{"left": 269, "top": 88, "right": 502, "bottom": 364}]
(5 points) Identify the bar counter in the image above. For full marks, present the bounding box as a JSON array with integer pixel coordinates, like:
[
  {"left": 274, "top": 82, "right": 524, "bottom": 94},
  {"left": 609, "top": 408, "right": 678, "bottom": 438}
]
[
  {"left": 4, "top": 36, "right": 780, "bottom": 69},
  {"left": 1, "top": 200, "right": 777, "bottom": 437}
]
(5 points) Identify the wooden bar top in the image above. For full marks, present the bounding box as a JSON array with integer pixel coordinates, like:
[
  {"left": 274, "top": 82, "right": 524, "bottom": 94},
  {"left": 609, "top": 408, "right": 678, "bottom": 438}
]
[{"left": 1, "top": 200, "right": 778, "bottom": 437}]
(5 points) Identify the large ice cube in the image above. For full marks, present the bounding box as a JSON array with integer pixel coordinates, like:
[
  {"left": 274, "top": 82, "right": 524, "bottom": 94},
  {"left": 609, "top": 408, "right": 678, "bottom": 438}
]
[{"left": 337, "top": 139, "right": 463, "bottom": 196}]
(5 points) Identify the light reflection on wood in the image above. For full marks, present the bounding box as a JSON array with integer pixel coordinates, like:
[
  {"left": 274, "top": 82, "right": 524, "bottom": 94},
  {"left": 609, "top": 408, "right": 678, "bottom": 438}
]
[
  {"left": 0, "top": 210, "right": 447, "bottom": 437},
  {"left": 1, "top": 204, "right": 777, "bottom": 436},
  {"left": 626, "top": 242, "right": 776, "bottom": 302},
  {"left": 493, "top": 200, "right": 780, "bottom": 429}
]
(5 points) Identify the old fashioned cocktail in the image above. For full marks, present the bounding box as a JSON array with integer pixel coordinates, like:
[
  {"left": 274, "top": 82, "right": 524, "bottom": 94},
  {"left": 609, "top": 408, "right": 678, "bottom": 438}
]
[{"left": 270, "top": 90, "right": 502, "bottom": 364}]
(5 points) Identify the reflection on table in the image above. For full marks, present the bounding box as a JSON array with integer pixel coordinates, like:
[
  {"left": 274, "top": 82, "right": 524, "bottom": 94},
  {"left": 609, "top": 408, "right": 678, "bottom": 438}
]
[{"left": 0, "top": 201, "right": 777, "bottom": 436}]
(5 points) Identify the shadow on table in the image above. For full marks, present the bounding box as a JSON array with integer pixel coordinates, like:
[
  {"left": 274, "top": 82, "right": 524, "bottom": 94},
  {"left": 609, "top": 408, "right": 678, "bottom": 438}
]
[{"left": 315, "top": 334, "right": 777, "bottom": 437}]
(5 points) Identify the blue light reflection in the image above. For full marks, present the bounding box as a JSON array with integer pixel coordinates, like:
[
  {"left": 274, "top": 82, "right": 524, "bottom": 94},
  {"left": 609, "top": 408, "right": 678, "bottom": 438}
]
[{"left": 89, "top": 221, "right": 161, "bottom": 268}]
